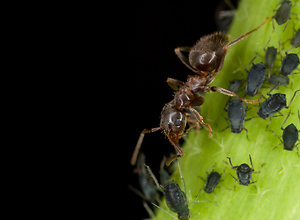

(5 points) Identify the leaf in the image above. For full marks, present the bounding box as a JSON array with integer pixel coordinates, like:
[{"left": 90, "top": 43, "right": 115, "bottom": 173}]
[{"left": 155, "top": 0, "right": 300, "bottom": 219}]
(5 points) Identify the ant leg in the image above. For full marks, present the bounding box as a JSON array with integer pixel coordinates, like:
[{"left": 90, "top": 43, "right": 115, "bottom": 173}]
[
  {"left": 189, "top": 106, "right": 213, "bottom": 137},
  {"left": 166, "top": 77, "right": 185, "bottom": 91},
  {"left": 131, "top": 127, "right": 161, "bottom": 165},
  {"left": 211, "top": 87, "right": 259, "bottom": 103},
  {"left": 174, "top": 47, "right": 197, "bottom": 73},
  {"left": 165, "top": 131, "right": 185, "bottom": 166},
  {"left": 226, "top": 17, "right": 269, "bottom": 48}
]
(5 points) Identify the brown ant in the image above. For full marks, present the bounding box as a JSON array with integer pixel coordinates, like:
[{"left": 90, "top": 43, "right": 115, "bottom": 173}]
[{"left": 131, "top": 17, "right": 269, "bottom": 166}]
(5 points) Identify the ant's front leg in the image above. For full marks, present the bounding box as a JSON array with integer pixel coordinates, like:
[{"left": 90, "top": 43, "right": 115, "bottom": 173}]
[
  {"left": 131, "top": 127, "right": 161, "bottom": 165},
  {"left": 211, "top": 86, "right": 260, "bottom": 104},
  {"left": 174, "top": 47, "right": 197, "bottom": 73},
  {"left": 166, "top": 77, "right": 185, "bottom": 91}
]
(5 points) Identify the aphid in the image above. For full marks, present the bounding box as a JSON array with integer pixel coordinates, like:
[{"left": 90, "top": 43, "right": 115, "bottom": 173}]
[
  {"left": 245, "top": 61, "right": 266, "bottom": 97},
  {"left": 274, "top": 111, "right": 300, "bottom": 156},
  {"left": 224, "top": 97, "right": 249, "bottom": 136},
  {"left": 145, "top": 160, "right": 190, "bottom": 220},
  {"left": 291, "top": 27, "right": 300, "bottom": 48},
  {"left": 263, "top": 38, "right": 278, "bottom": 78},
  {"left": 279, "top": 53, "right": 300, "bottom": 77},
  {"left": 131, "top": 18, "right": 268, "bottom": 166},
  {"left": 272, "top": 0, "right": 292, "bottom": 31},
  {"left": 257, "top": 83, "right": 299, "bottom": 119},
  {"left": 265, "top": 46, "right": 278, "bottom": 78},
  {"left": 266, "top": 74, "right": 289, "bottom": 86},
  {"left": 135, "top": 153, "right": 160, "bottom": 202},
  {"left": 228, "top": 79, "right": 242, "bottom": 93},
  {"left": 227, "top": 154, "right": 264, "bottom": 187},
  {"left": 200, "top": 166, "right": 222, "bottom": 194}
]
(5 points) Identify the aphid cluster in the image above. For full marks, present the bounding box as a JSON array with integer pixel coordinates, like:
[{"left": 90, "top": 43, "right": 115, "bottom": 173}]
[{"left": 131, "top": 2, "right": 299, "bottom": 218}]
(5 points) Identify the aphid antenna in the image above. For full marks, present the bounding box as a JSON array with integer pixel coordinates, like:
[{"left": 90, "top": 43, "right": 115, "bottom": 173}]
[
  {"left": 151, "top": 203, "right": 177, "bottom": 220},
  {"left": 144, "top": 164, "right": 164, "bottom": 192},
  {"left": 177, "top": 158, "right": 186, "bottom": 194}
]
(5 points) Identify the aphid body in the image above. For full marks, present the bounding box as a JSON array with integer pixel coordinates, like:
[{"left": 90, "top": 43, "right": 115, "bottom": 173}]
[
  {"left": 283, "top": 123, "right": 299, "bottom": 151},
  {"left": 203, "top": 171, "right": 221, "bottom": 193},
  {"left": 267, "top": 74, "right": 289, "bottom": 86},
  {"left": 235, "top": 163, "right": 253, "bottom": 186},
  {"left": 164, "top": 180, "right": 190, "bottom": 220},
  {"left": 264, "top": 46, "right": 277, "bottom": 77},
  {"left": 246, "top": 62, "right": 266, "bottom": 96},
  {"left": 279, "top": 53, "right": 300, "bottom": 76},
  {"left": 227, "top": 155, "right": 261, "bottom": 187},
  {"left": 273, "top": 0, "right": 292, "bottom": 30},
  {"left": 257, "top": 93, "right": 286, "bottom": 119},
  {"left": 290, "top": 27, "right": 300, "bottom": 48},
  {"left": 136, "top": 153, "right": 159, "bottom": 202},
  {"left": 227, "top": 97, "right": 246, "bottom": 133}
]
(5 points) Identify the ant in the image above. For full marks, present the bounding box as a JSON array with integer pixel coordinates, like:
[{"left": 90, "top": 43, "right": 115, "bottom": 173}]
[{"left": 131, "top": 18, "right": 269, "bottom": 166}]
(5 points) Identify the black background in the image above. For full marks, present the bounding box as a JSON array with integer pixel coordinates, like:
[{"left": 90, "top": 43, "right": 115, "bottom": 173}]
[{"left": 122, "top": 1, "right": 233, "bottom": 219}]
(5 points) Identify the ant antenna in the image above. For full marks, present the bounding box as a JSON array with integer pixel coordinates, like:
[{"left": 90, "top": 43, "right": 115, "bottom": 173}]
[{"left": 226, "top": 17, "right": 269, "bottom": 48}]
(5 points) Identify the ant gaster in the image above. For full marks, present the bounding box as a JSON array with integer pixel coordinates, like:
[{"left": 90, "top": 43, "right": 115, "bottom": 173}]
[{"left": 131, "top": 18, "right": 268, "bottom": 166}]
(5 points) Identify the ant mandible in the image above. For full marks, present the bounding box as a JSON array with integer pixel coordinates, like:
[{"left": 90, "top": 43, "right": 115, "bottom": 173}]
[{"left": 131, "top": 17, "right": 269, "bottom": 166}]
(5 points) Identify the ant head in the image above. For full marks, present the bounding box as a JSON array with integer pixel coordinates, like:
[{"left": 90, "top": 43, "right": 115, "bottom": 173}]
[{"left": 160, "top": 102, "right": 187, "bottom": 140}]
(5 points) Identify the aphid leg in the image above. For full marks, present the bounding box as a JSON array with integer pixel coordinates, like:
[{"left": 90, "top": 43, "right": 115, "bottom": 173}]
[
  {"left": 285, "top": 89, "right": 299, "bottom": 109},
  {"left": 281, "top": 111, "right": 291, "bottom": 130},
  {"left": 189, "top": 106, "right": 213, "bottom": 137},
  {"left": 227, "top": 157, "right": 239, "bottom": 169},
  {"left": 267, "top": 81, "right": 280, "bottom": 96},
  {"left": 211, "top": 86, "right": 259, "bottom": 103},
  {"left": 242, "top": 127, "right": 250, "bottom": 141},
  {"left": 226, "top": 17, "right": 269, "bottom": 48},
  {"left": 166, "top": 77, "right": 185, "bottom": 91},
  {"left": 131, "top": 127, "right": 161, "bottom": 165},
  {"left": 253, "top": 163, "right": 266, "bottom": 174},
  {"left": 282, "top": 18, "right": 291, "bottom": 32},
  {"left": 229, "top": 173, "right": 238, "bottom": 190},
  {"left": 174, "top": 47, "right": 197, "bottom": 73}
]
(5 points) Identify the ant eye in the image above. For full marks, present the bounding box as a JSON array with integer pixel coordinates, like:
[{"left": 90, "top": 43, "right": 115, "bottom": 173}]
[{"left": 174, "top": 118, "right": 182, "bottom": 127}]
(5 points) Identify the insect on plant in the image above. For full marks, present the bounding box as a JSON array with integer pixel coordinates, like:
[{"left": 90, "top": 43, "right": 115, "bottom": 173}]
[
  {"left": 257, "top": 82, "right": 300, "bottom": 120},
  {"left": 145, "top": 159, "right": 191, "bottom": 220},
  {"left": 272, "top": 0, "right": 293, "bottom": 31},
  {"left": 227, "top": 154, "right": 265, "bottom": 188},
  {"left": 272, "top": 111, "right": 300, "bottom": 156},
  {"left": 131, "top": 18, "right": 269, "bottom": 166}
]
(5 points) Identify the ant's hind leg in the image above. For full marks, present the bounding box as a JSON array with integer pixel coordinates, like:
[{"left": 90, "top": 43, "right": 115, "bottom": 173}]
[{"left": 131, "top": 127, "right": 161, "bottom": 165}]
